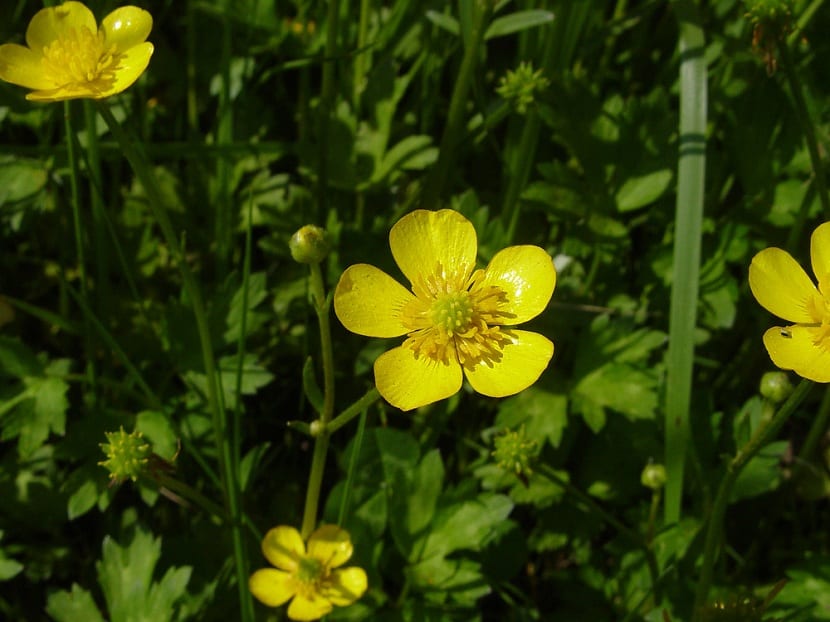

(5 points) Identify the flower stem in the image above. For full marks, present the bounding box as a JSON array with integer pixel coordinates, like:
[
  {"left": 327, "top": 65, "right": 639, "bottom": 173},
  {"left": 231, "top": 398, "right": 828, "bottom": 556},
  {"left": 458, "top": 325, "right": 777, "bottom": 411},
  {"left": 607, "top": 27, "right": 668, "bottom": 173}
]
[
  {"left": 94, "top": 103, "right": 253, "bottom": 622},
  {"left": 538, "top": 464, "right": 661, "bottom": 605},
  {"left": 420, "top": 0, "right": 492, "bottom": 208},
  {"left": 327, "top": 387, "right": 380, "bottom": 435},
  {"left": 776, "top": 35, "right": 830, "bottom": 226},
  {"left": 63, "top": 101, "right": 97, "bottom": 400},
  {"left": 300, "top": 262, "right": 337, "bottom": 540},
  {"left": 691, "top": 378, "right": 812, "bottom": 620}
]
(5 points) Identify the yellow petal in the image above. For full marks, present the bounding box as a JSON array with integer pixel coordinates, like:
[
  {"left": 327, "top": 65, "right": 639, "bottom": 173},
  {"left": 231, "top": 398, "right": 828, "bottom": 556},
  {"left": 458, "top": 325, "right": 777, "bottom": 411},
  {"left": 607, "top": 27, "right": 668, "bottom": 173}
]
[
  {"left": 98, "top": 42, "right": 154, "bottom": 97},
  {"left": 249, "top": 568, "right": 297, "bottom": 607},
  {"left": 26, "top": 2, "right": 97, "bottom": 53},
  {"left": 811, "top": 221, "right": 830, "bottom": 296},
  {"left": 374, "top": 345, "right": 463, "bottom": 411},
  {"left": 286, "top": 591, "right": 333, "bottom": 621},
  {"left": 324, "top": 567, "right": 368, "bottom": 606},
  {"left": 261, "top": 526, "right": 304, "bottom": 572},
  {"left": 0, "top": 44, "right": 53, "bottom": 89},
  {"left": 307, "top": 525, "right": 353, "bottom": 568},
  {"left": 101, "top": 6, "right": 153, "bottom": 52},
  {"left": 749, "top": 247, "right": 817, "bottom": 323},
  {"left": 482, "top": 245, "right": 555, "bottom": 324},
  {"left": 26, "top": 85, "right": 84, "bottom": 102},
  {"left": 389, "top": 209, "right": 477, "bottom": 288},
  {"left": 334, "top": 264, "right": 414, "bottom": 338},
  {"left": 464, "top": 329, "right": 553, "bottom": 397},
  {"left": 762, "top": 325, "right": 830, "bottom": 382}
]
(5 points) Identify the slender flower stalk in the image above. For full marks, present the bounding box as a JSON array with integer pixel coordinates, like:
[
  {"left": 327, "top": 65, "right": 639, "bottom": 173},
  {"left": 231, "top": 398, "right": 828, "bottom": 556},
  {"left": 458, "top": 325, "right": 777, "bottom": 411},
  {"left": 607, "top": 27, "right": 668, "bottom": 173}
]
[
  {"left": 94, "top": 102, "right": 253, "bottom": 622},
  {"left": 692, "top": 379, "right": 812, "bottom": 620}
]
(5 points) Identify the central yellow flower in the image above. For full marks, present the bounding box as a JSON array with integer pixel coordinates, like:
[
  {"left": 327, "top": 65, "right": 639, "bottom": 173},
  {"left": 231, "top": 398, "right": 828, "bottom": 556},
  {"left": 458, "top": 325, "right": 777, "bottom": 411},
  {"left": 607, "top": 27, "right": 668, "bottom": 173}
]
[
  {"left": 0, "top": 2, "right": 153, "bottom": 101},
  {"left": 249, "top": 525, "right": 368, "bottom": 621},
  {"left": 749, "top": 221, "right": 830, "bottom": 381},
  {"left": 334, "top": 209, "right": 556, "bottom": 411}
]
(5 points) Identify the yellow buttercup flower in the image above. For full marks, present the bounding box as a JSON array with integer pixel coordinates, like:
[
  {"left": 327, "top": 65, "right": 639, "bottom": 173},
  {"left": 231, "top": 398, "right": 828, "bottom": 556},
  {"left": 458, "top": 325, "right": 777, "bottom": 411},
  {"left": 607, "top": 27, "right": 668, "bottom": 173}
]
[
  {"left": 249, "top": 525, "right": 368, "bottom": 621},
  {"left": 334, "top": 209, "right": 556, "bottom": 411},
  {"left": 0, "top": 1, "right": 153, "bottom": 101},
  {"left": 749, "top": 221, "right": 830, "bottom": 382}
]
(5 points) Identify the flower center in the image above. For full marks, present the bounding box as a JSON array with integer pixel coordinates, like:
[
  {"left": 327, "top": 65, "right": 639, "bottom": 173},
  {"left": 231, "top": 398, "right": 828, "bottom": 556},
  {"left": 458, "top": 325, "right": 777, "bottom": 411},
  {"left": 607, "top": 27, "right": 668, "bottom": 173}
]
[
  {"left": 296, "top": 556, "right": 324, "bottom": 584},
  {"left": 807, "top": 292, "right": 830, "bottom": 348},
  {"left": 40, "top": 27, "right": 120, "bottom": 93},
  {"left": 402, "top": 264, "right": 515, "bottom": 370}
]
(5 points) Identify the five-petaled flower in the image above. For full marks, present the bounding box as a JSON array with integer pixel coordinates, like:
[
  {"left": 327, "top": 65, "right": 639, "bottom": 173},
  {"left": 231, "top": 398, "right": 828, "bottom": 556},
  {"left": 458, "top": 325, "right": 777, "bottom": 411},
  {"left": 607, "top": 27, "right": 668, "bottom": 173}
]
[
  {"left": 249, "top": 525, "right": 368, "bottom": 621},
  {"left": 749, "top": 221, "right": 830, "bottom": 382},
  {"left": 334, "top": 209, "right": 556, "bottom": 411},
  {"left": 0, "top": 1, "right": 153, "bottom": 101}
]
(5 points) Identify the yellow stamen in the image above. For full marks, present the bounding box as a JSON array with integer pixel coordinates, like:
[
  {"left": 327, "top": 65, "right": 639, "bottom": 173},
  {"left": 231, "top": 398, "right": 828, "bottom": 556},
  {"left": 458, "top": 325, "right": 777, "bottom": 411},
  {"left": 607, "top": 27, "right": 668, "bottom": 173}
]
[
  {"left": 401, "top": 263, "right": 516, "bottom": 369},
  {"left": 40, "top": 26, "right": 120, "bottom": 93}
]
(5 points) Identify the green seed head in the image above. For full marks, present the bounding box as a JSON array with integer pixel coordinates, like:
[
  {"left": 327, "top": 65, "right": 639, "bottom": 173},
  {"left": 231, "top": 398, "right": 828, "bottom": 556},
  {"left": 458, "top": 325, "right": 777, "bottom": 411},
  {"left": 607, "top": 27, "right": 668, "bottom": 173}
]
[
  {"left": 99, "top": 427, "right": 152, "bottom": 483},
  {"left": 492, "top": 426, "right": 538, "bottom": 477}
]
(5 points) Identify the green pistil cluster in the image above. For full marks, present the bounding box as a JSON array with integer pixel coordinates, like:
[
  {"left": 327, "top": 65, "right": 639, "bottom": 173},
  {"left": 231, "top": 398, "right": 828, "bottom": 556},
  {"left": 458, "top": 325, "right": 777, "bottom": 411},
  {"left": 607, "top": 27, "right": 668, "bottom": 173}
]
[
  {"left": 99, "top": 427, "right": 152, "bottom": 483},
  {"left": 296, "top": 556, "right": 325, "bottom": 584},
  {"left": 496, "top": 62, "right": 550, "bottom": 114},
  {"left": 492, "top": 426, "right": 538, "bottom": 477},
  {"left": 745, "top": 0, "right": 792, "bottom": 27},
  {"left": 431, "top": 292, "right": 473, "bottom": 334}
]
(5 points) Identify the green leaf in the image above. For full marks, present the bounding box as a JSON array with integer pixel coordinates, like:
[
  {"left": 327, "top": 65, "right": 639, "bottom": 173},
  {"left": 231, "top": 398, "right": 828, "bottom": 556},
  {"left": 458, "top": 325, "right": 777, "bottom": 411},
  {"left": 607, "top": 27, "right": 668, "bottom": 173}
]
[
  {"left": 497, "top": 387, "right": 569, "bottom": 449},
  {"left": 731, "top": 440, "right": 788, "bottom": 502},
  {"left": 409, "top": 556, "right": 490, "bottom": 606},
  {"left": 484, "top": 10, "right": 554, "bottom": 40},
  {"left": 136, "top": 410, "right": 178, "bottom": 461},
  {"left": 615, "top": 169, "right": 673, "bottom": 212},
  {"left": 425, "top": 10, "right": 460, "bottom": 36},
  {"left": 302, "top": 357, "right": 324, "bottom": 414},
  {"left": 373, "top": 135, "right": 437, "bottom": 183},
  {"left": 46, "top": 584, "right": 105, "bottom": 622},
  {"left": 64, "top": 465, "right": 104, "bottom": 520},
  {"left": 0, "top": 336, "right": 42, "bottom": 378},
  {"left": 224, "top": 271, "right": 269, "bottom": 344},
  {"left": 404, "top": 449, "right": 444, "bottom": 536},
  {"left": 0, "top": 158, "right": 48, "bottom": 205},
  {"left": 96, "top": 527, "right": 192, "bottom": 622},
  {"left": 574, "top": 363, "right": 658, "bottom": 421}
]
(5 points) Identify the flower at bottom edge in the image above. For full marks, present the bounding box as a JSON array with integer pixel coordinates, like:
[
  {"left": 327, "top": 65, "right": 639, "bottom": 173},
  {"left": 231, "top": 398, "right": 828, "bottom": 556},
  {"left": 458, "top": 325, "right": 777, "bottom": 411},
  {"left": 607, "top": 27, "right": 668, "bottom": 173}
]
[{"left": 249, "top": 525, "right": 368, "bottom": 621}]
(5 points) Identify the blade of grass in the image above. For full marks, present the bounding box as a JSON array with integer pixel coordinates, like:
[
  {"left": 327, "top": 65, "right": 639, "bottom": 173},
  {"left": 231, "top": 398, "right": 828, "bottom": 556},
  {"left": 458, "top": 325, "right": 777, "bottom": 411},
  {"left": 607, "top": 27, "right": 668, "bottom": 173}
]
[{"left": 664, "top": 0, "right": 707, "bottom": 525}]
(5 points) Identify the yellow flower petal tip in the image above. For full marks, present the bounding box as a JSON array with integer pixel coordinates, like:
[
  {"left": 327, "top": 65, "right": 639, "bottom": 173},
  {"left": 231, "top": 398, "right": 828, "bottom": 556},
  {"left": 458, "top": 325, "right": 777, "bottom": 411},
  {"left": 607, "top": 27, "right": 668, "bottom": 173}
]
[
  {"left": 334, "top": 209, "right": 557, "bottom": 410},
  {"left": 0, "top": 1, "right": 153, "bottom": 101},
  {"left": 250, "top": 524, "right": 368, "bottom": 620},
  {"left": 750, "top": 221, "right": 830, "bottom": 382}
]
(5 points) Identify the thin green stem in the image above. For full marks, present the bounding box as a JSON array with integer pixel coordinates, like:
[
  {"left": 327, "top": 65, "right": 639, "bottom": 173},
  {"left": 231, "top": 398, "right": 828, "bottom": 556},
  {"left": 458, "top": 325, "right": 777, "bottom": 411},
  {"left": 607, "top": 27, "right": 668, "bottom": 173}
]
[
  {"left": 300, "top": 262, "right": 337, "bottom": 540},
  {"left": 352, "top": 0, "right": 371, "bottom": 111},
  {"left": 692, "top": 379, "right": 812, "bottom": 620},
  {"left": 327, "top": 387, "right": 380, "bottom": 434},
  {"left": 215, "top": 12, "right": 234, "bottom": 278},
  {"left": 421, "top": 0, "right": 492, "bottom": 208},
  {"left": 337, "top": 410, "right": 368, "bottom": 526},
  {"left": 317, "top": 0, "right": 341, "bottom": 219},
  {"left": 63, "top": 102, "right": 97, "bottom": 399},
  {"left": 83, "top": 101, "right": 108, "bottom": 309},
  {"left": 152, "top": 472, "right": 228, "bottom": 522},
  {"left": 664, "top": 1, "right": 707, "bottom": 525},
  {"left": 538, "top": 464, "right": 661, "bottom": 604},
  {"left": 777, "top": 36, "right": 830, "bottom": 219},
  {"left": 795, "top": 384, "right": 830, "bottom": 471},
  {"left": 94, "top": 103, "right": 253, "bottom": 622}
]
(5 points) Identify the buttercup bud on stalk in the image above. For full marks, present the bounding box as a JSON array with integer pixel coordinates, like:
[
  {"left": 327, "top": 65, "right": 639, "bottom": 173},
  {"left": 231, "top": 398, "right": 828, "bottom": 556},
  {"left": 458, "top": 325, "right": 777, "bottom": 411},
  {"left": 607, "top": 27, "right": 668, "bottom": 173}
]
[
  {"left": 492, "top": 426, "right": 538, "bottom": 478},
  {"left": 99, "top": 427, "right": 152, "bottom": 484},
  {"left": 289, "top": 225, "right": 331, "bottom": 264},
  {"left": 759, "top": 371, "right": 793, "bottom": 404},
  {"left": 641, "top": 463, "right": 667, "bottom": 491}
]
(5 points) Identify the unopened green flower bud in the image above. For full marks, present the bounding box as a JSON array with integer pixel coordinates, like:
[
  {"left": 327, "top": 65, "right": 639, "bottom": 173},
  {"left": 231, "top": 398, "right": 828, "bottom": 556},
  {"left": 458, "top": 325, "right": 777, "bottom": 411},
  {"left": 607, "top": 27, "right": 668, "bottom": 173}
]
[
  {"left": 492, "top": 426, "right": 538, "bottom": 477},
  {"left": 759, "top": 371, "right": 793, "bottom": 404},
  {"left": 99, "top": 427, "right": 152, "bottom": 483},
  {"left": 496, "top": 62, "right": 550, "bottom": 114},
  {"left": 641, "top": 463, "right": 667, "bottom": 490},
  {"left": 290, "top": 225, "right": 331, "bottom": 264}
]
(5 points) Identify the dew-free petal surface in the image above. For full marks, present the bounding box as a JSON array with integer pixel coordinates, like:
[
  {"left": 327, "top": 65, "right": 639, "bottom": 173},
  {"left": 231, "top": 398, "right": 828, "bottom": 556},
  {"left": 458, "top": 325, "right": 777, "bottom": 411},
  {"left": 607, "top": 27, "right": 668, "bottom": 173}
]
[
  {"left": 287, "top": 591, "right": 333, "bottom": 621},
  {"left": 102, "top": 41, "right": 153, "bottom": 97},
  {"left": 101, "top": 6, "right": 152, "bottom": 52},
  {"left": 749, "top": 247, "right": 817, "bottom": 323},
  {"left": 307, "top": 525, "right": 353, "bottom": 569},
  {"left": 763, "top": 325, "right": 830, "bottom": 383},
  {"left": 0, "top": 44, "right": 53, "bottom": 89},
  {"left": 249, "top": 568, "right": 297, "bottom": 607},
  {"left": 261, "top": 526, "right": 304, "bottom": 572},
  {"left": 482, "top": 245, "right": 555, "bottom": 324},
  {"left": 464, "top": 330, "right": 553, "bottom": 397},
  {"left": 374, "top": 345, "right": 463, "bottom": 411},
  {"left": 27, "top": 2, "right": 96, "bottom": 52},
  {"left": 325, "top": 567, "right": 369, "bottom": 606},
  {"left": 334, "top": 264, "right": 414, "bottom": 338},
  {"left": 389, "top": 209, "right": 477, "bottom": 288}
]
